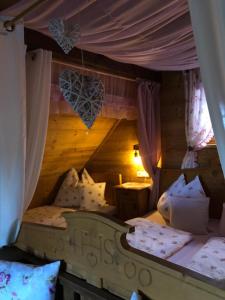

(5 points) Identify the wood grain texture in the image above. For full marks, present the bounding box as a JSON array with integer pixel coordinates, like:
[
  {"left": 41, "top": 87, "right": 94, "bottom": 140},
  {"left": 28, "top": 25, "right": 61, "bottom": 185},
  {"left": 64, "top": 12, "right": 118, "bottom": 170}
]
[
  {"left": 86, "top": 119, "right": 150, "bottom": 205},
  {"left": 30, "top": 115, "right": 116, "bottom": 208},
  {"left": 160, "top": 72, "right": 225, "bottom": 218}
]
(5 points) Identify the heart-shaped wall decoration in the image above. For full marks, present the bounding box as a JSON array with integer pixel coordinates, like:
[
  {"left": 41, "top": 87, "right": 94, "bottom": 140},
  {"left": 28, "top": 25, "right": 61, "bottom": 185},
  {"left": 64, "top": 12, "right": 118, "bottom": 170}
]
[
  {"left": 59, "top": 69, "right": 104, "bottom": 128},
  {"left": 48, "top": 19, "right": 80, "bottom": 54}
]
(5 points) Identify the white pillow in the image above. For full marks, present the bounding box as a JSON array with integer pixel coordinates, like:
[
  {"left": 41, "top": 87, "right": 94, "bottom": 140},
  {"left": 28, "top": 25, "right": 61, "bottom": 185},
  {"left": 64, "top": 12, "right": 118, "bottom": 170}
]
[
  {"left": 157, "top": 175, "right": 206, "bottom": 220},
  {"left": 157, "top": 174, "right": 186, "bottom": 220},
  {"left": 54, "top": 168, "right": 81, "bottom": 207},
  {"left": 0, "top": 260, "right": 60, "bottom": 300},
  {"left": 170, "top": 176, "right": 206, "bottom": 198},
  {"left": 80, "top": 182, "right": 106, "bottom": 210},
  {"left": 170, "top": 196, "right": 209, "bottom": 234},
  {"left": 81, "top": 168, "right": 95, "bottom": 184}
]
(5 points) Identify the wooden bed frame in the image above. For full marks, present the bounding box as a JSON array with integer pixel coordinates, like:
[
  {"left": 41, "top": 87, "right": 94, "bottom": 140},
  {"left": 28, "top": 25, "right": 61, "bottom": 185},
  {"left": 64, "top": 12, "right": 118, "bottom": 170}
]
[{"left": 16, "top": 211, "right": 225, "bottom": 300}]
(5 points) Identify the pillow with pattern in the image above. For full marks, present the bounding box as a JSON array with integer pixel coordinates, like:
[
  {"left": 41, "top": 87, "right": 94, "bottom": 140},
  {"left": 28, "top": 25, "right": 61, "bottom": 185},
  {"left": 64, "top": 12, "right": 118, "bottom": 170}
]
[
  {"left": 0, "top": 260, "right": 60, "bottom": 300},
  {"left": 54, "top": 168, "right": 80, "bottom": 207},
  {"left": 81, "top": 168, "right": 95, "bottom": 184},
  {"left": 157, "top": 175, "right": 206, "bottom": 221},
  {"left": 157, "top": 174, "right": 186, "bottom": 220},
  {"left": 79, "top": 182, "right": 106, "bottom": 210}
]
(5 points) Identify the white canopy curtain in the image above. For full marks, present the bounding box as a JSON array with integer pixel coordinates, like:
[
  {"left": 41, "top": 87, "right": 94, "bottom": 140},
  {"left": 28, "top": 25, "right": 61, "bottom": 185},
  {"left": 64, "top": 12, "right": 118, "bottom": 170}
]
[
  {"left": 188, "top": 0, "right": 225, "bottom": 177},
  {"left": 0, "top": 21, "right": 51, "bottom": 246},
  {"left": 0, "top": 19, "right": 26, "bottom": 247},
  {"left": 181, "top": 69, "right": 214, "bottom": 169},
  {"left": 25, "top": 49, "right": 52, "bottom": 210}
]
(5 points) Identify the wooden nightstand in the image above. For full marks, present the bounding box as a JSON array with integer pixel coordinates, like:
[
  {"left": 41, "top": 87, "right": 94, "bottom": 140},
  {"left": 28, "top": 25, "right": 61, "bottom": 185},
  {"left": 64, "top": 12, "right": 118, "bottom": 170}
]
[{"left": 113, "top": 182, "right": 151, "bottom": 221}]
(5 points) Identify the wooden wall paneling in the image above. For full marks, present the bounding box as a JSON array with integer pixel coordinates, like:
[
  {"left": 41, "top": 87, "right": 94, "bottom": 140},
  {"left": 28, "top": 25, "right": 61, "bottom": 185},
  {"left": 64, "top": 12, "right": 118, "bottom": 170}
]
[
  {"left": 30, "top": 115, "right": 117, "bottom": 208},
  {"left": 160, "top": 72, "right": 225, "bottom": 218},
  {"left": 86, "top": 119, "right": 150, "bottom": 205}
]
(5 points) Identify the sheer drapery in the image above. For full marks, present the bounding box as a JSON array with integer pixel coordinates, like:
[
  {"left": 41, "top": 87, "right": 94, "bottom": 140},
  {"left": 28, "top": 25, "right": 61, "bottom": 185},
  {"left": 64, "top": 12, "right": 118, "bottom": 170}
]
[
  {"left": 137, "top": 81, "right": 161, "bottom": 208},
  {"left": 25, "top": 49, "right": 52, "bottom": 210},
  {"left": 4, "top": 0, "right": 197, "bottom": 71},
  {"left": 51, "top": 62, "right": 137, "bottom": 120},
  {"left": 181, "top": 69, "right": 214, "bottom": 169},
  {"left": 0, "top": 19, "right": 26, "bottom": 246},
  {"left": 188, "top": 0, "right": 225, "bottom": 176}
]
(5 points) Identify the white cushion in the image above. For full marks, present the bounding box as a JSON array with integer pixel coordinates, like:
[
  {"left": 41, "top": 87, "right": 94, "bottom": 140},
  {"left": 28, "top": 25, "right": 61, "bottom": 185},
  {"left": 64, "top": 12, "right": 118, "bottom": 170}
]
[
  {"left": 157, "top": 174, "right": 186, "bottom": 220},
  {"left": 170, "top": 196, "right": 209, "bottom": 234},
  {"left": 0, "top": 260, "right": 60, "bottom": 300},
  {"left": 80, "top": 182, "right": 106, "bottom": 210},
  {"left": 157, "top": 175, "right": 206, "bottom": 220},
  {"left": 170, "top": 176, "right": 206, "bottom": 198},
  {"left": 81, "top": 168, "right": 95, "bottom": 184},
  {"left": 54, "top": 168, "right": 80, "bottom": 207}
]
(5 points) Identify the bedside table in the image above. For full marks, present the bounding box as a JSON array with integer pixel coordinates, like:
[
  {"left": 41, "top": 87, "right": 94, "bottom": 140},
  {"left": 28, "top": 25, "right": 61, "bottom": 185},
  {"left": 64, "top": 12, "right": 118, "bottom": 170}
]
[{"left": 113, "top": 182, "right": 151, "bottom": 221}]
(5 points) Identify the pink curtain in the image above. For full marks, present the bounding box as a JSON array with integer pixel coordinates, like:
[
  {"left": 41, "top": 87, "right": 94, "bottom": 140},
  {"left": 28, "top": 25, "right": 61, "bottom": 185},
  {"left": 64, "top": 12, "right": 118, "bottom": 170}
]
[
  {"left": 181, "top": 69, "right": 214, "bottom": 169},
  {"left": 50, "top": 61, "right": 138, "bottom": 119},
  {"left": 137, "top": 81, "right": 161, "bottom": 209},
  {"left": 4, "top": 0, "right": 198, "bottom": 71}
]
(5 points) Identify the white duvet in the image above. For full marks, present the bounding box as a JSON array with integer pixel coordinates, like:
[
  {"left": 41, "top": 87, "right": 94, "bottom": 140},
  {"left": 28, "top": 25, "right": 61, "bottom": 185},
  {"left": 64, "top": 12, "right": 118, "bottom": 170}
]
[
  {"left": 187, "top": 237, "right": 225, "bottom": 280},
  {"left": 126, "top": 218, "right": 192, "bottom": 259}
]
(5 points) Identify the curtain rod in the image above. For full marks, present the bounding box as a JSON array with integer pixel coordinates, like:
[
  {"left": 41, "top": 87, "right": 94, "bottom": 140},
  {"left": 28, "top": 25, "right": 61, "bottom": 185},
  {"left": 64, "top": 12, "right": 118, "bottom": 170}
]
[
  {"left": 52, "top": 58, "right": 137, "bottom": 83},
  {"left": 4, "top": 0, "right": 47, "bottom": 31}
]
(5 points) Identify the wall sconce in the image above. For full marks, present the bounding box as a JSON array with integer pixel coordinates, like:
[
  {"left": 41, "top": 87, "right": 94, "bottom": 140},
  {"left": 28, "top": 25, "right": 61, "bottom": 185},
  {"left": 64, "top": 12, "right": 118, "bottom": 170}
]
[
  {"left": 133, "top": 144, "right": 150, "bottom": 178},
  {"left": 133, "top": 144, "right": 142, "bottom": 166}
]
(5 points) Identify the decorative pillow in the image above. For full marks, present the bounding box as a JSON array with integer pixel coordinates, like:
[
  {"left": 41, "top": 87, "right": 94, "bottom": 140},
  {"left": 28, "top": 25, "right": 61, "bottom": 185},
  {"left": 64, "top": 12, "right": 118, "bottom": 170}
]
[
  {"left": 174, "top": 176, "right": 206, "bottom": 198},
  {"left": 81, "top": 168, "right": 95, "bottom": 184},
  {"left": 54, "top": 168, "right": 81, "bottom": 207},
  {"left": 80, "top": 182, "right": 106, "bottom": 210},
  {"left": 157, "top": 174, "right": 186, "bottom": 220},
  {"left": 0, "top": 260, "right": 60, "bottom": 300},
  {"left": 157, "top": 175, "right": 206, "bottom": 220},
  {"left": 170, "top": 196, "right": 209, "bottom": 234}
]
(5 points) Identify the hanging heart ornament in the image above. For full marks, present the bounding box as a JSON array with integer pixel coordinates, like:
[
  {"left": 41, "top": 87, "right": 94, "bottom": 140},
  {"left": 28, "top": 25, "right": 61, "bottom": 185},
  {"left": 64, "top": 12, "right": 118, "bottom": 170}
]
[
  {"left": 48, "top": 19, "right": 80, "bottom": 54},
  {"left": 59, "top": 70, "right": 104, "bottom": 128}
]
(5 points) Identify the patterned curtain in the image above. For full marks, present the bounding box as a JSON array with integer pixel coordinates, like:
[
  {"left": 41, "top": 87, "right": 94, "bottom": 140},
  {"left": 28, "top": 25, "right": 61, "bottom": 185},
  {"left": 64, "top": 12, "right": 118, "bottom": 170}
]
[{"left": 181, "top": 69, "right": 214, "bottom": 169}]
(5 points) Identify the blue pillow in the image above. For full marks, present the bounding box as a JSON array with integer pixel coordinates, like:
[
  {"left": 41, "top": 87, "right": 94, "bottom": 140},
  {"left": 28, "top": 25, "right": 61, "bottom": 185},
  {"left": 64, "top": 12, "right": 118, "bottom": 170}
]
[{"left": 0, "top": 260, "right": 60, "bottom": 300}]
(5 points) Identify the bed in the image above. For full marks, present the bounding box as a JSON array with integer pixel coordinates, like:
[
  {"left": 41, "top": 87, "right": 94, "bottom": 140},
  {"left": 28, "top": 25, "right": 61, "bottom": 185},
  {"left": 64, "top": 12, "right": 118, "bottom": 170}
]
[{"left": 16, "top": 206, "right": 225, "bottom": 300}]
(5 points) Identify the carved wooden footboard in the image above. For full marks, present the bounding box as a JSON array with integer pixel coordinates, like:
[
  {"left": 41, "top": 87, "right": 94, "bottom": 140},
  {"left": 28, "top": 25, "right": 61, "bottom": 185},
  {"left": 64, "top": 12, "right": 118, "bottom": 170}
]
[{"left": 16, "top": 211, "right": 225, "bottom": 300}]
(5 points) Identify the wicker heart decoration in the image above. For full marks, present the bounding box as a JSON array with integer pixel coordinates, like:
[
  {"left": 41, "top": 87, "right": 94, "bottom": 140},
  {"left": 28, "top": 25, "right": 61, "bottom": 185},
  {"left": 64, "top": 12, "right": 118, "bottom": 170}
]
[
  {"left": 48, "top": 19, "right": 80, "bottom": 54},
  {"left": 59, "top": 70, "right": 104, "bottom": 128}
]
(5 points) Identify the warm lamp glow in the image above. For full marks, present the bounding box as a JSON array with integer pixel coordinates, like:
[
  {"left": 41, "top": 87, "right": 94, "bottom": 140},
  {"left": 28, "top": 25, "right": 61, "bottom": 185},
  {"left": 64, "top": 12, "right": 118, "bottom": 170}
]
[
  {"left": 133, "top": 151, "right": 143, "bottom": 166},
  {"left": 132, "top": 144, "right": 149, "bottom": 178}
]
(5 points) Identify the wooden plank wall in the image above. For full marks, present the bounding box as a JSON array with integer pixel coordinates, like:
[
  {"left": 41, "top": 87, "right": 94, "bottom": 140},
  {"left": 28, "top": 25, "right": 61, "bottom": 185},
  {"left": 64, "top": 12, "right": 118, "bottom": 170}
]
[
  {"left": 160, "top": 72, "right": 225, "bottom": 218},
  {"left": 86, "top": 119, "right": 149, "bottom": 205},
  {"left": 30, "top": 115, "right": 116, "bottom": 208}
]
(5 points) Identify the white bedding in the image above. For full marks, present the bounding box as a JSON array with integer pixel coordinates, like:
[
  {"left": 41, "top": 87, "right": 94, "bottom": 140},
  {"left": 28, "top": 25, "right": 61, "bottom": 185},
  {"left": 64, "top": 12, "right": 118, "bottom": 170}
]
[
  {"left": 23, "top": 206, "right": 76, "bottom": 228},
  {"left": 187, "top": 237, "right": 225, "bottom": 280},
  {"left": 126, "top": 218, "right": 192, "bottom": 259}
]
